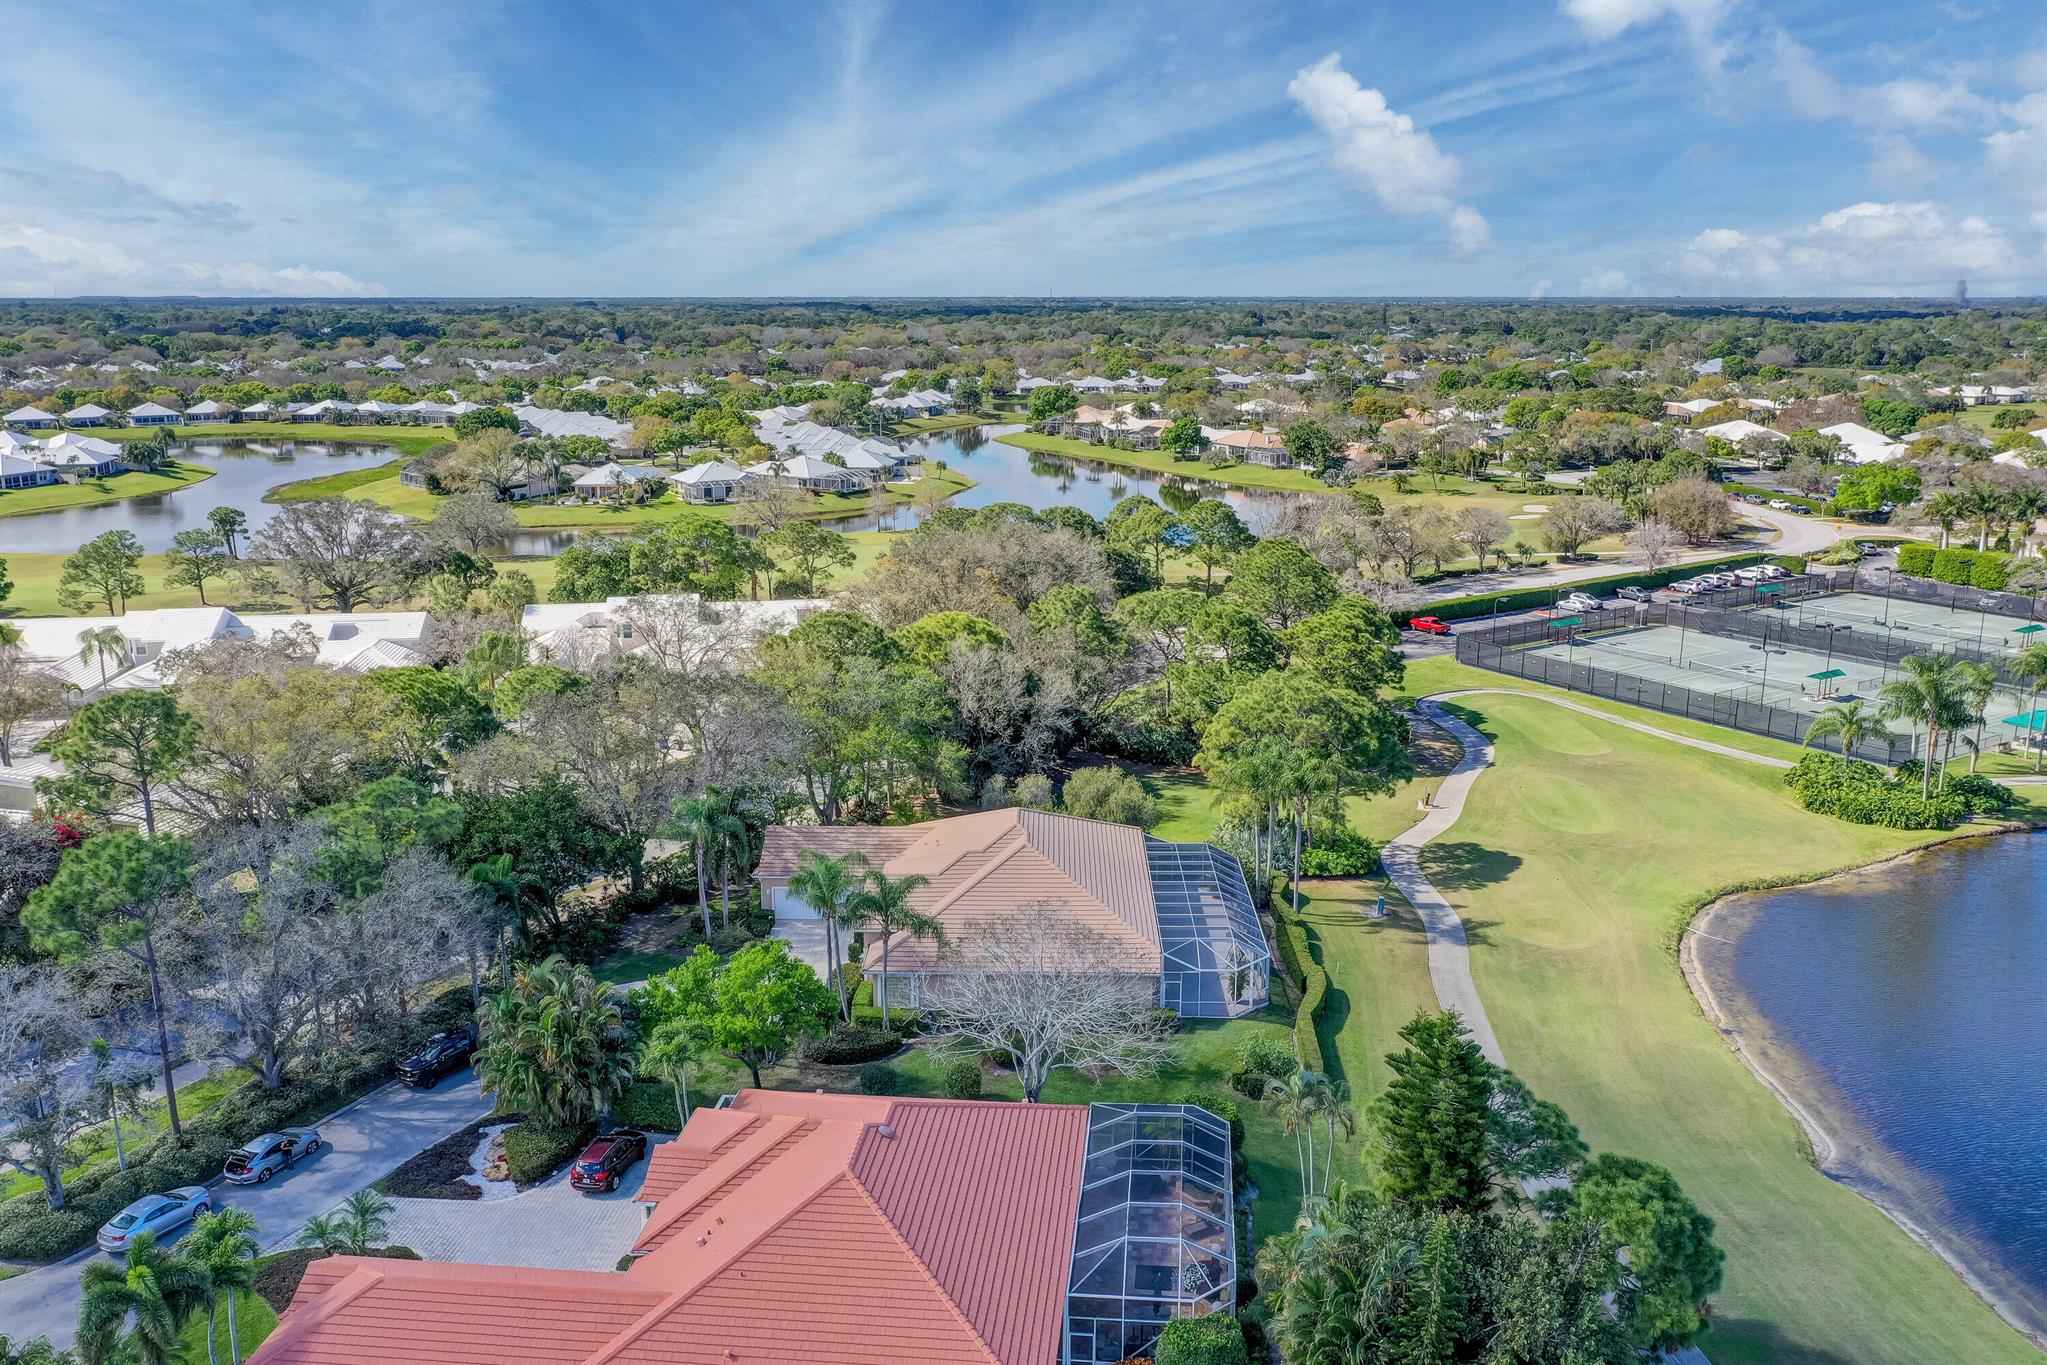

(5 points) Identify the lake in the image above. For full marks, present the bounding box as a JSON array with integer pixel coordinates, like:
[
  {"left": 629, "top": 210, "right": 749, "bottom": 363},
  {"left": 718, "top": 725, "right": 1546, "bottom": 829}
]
[
  {"left": 0, "top": 424, "right": 1312, "bottom": 558},
  {"left": 0, "top": 439, "right": 410, "bottom": 555},
  {"left": 1693, "top": 833, "right": 2047, "bottom": 1341}
]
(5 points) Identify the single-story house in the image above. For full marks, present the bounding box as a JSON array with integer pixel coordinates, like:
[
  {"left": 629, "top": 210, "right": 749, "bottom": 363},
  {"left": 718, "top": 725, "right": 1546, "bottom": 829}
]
[
  {"left": 125, "top": 402, "right": 183, "bottom": 427},
  {"left": 4, "top": 406, "right": 58, "bottom": 430},
  {"left": 251, "top": 1089, "right": 1235, "bottom": 1365},
  {"left": 1662, "top": 398, "right": 1718, "bottom": 420},
  {"left": 668, "top": 458, "right": 752, "bottom": 503},
  {"left": 1073, "top": 376, "right": 1118, "bottom": 394},
  {"left": 1213, "top": 371, "right": 1254, "bottom": 390},
  {"left": 746, "top": 452, "right": 861, "bottom": 493},
  {"left": 514, "top": 402, "right": 632, "bottom": 446},
  {"left": 295, "top": 399, "right": 355, "bottom": 421},
  {"left": 183, "top": 399, "right": 233, "bottom": 424},
  {"left": 239, "top": 401, "right": 278, "bottom": 420},
  {"left": 1015, "top": 375, "right": 1059, "bottom": 392},
  {"left": 1696, "top": 418, "right": 1785, "bottom": 444},
  {"left": 572, "top": 462, "right": 667, "bottom": 498},
  {"left": 63, "top": 403, "right": 111, "bottom": 427},
  {"left": 873, "top": 388, "right": 953, "bottom": 417},
  {"left": 33, "top": 433, "right": 127, "bottom": 480},
  {"left": 1817, "top": 421, "right": 1908, "bottom": 465},
  {"left": 1209, "top": 428, "right": 1292, "bottom": 467},
  {"left": 356, "top": 399, "right": 406, "bottom": 421},
  {"left": 0, "top": 449, "right": 57, "bottom": 489},
  {"left": 373, "top": 354, "right": 407, "bottom": 372},
  {"left": 402, "top": 399, "right": 454, "bottom": 423},
  {"left": 758, "top": 806, "right": 1271, "bottom": 1019}
]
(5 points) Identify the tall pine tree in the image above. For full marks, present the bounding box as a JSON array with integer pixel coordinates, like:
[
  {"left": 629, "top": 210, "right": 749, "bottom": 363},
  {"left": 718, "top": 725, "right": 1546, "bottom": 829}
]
[{"left": 1376, "top": 1010, "right": 1495, "bottom": 1214}]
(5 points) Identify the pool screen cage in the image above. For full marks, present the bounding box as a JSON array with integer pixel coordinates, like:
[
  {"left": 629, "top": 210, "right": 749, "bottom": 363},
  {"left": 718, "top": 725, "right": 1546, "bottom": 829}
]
[
  {"left": 1064, "top": 1103, "right": 1237, "bottom": 1364},
  {"left": 1145, "top": 838, "right": 1271, "bottom": 1018}
]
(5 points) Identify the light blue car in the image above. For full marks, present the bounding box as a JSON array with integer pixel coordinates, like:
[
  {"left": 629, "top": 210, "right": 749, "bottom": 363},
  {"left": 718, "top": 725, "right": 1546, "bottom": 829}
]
[{"left": 98, "top": 1186, "right": 211, "bottom": 1255}]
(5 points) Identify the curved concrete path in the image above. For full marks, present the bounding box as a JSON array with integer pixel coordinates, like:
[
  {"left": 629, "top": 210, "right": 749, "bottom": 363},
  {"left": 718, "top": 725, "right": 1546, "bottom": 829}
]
[{"left": 1382, "top": 688, "right": 1791, "bottom": 1070}]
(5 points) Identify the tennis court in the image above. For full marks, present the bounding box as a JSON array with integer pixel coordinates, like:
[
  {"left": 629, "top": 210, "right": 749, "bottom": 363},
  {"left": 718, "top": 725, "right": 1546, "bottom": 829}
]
[
  {"left": 1744, "top": 590, "right": 2047, "bottom": 657},
  {"left": 1515, "top": 620, "right": 2031, "bottom": 735}
]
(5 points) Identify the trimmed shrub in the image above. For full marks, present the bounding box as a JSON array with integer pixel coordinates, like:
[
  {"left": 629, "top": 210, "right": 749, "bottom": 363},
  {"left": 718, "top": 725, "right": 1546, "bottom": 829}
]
[
  {"left": 1269, "top": 893, "right": 1329, "bottom": 1074},
  {"left": 940, "top": 1057, "right": 982, "bottom": 1099},
  {"left": 802, "top": 1025, "right": 902, "bottom": 1065},
  {"left": 1155, "top": 1314, "right": 1251, "bottom": 1365},
  {"left": 1236, "top": 1034, "right": 1295, "bottom": 1079},
  {"left": 0, "top": 1207, "right": 94, "bottom": 1262},
  {"left": 611, "top": 1080, "right": 689, "bottom": 1133},
  {"left": 1894, "top": 542, "right": 1938, "bottom": 577},
  {"left": 1930, "top": 548, "right": 1978, "bottom": 585},
  {"left": 1300, "top": 823, "right": 1380, "bottom": 877},
  {"left": 1768, "top": 554, "right": 1810, "bottom": 573},
  {"left": 1783, "top": 752, "right": 1978, "bottom": 829},
  {"left": 502, "top": 1121, "right": 591, "bottom": 1186},
  {"left": 858, "top": 1062, "right": 898, "bottom": 1095},
  {"left": 1972, "top": 554, "right": 2011, "bottom": 590}
]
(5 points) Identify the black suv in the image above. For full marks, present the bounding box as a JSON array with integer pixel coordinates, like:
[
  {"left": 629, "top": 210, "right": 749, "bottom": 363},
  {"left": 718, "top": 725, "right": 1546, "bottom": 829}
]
[{"left": 395, "top": 1029, "right": 475, "bottom": 1088}]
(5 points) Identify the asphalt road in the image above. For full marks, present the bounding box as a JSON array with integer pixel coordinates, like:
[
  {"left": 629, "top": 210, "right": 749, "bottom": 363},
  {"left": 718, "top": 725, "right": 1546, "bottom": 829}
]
[{"left": 0, "top": 1069, "right": 490, "bottom": 1350}]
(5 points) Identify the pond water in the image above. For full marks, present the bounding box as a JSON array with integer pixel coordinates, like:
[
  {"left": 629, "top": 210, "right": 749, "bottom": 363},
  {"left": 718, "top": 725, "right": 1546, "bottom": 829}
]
[
  {"left": 1694, "top": 833, "right": 2047, "bottom": 1340},
  {"left": 815, "top": 424, "right": 1303, "bottom": 533},
  {"left": 0, "top": 440, "right": 411, "bottom": 555},
  {"left": 0, "top": 424, "right": 1313, "bottom": 559}
]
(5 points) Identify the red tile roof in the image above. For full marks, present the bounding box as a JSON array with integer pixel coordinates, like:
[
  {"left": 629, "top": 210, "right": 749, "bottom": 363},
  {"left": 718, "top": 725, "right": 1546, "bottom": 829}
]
[{"left": 254, "top": 1092, "right": 1091, "bottom": 1365}]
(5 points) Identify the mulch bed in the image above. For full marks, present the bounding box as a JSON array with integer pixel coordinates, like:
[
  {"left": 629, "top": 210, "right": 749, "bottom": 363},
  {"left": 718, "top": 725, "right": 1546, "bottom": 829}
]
[
  {"left": 255, "top": 1246, "right": 420, "bottom": 1313},
  {"left": 376, "top": 1116, "right": 503, "bottom": 1201}
]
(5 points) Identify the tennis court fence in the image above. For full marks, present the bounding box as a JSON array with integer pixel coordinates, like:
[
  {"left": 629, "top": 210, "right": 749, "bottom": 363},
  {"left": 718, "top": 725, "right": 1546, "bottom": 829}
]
[
  {"left": 1846, "top": 566, "right": 2047, "bottom": 625},
  {"left": 1637, "top": 602, "right": 2016, "bottom": 679},
  {"left": 1455, "top": 619, "right": 1918, "bottom": 763}
]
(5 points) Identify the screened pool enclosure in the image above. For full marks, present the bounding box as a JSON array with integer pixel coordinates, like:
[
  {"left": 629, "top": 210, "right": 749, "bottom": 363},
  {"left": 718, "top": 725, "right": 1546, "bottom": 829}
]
[
  {"left": 1064, "top": 1103, "right": 1238, "bottom": 1364},
  {"left": 1145, "top": 837, "right": 1270, "bottom": 1018}
]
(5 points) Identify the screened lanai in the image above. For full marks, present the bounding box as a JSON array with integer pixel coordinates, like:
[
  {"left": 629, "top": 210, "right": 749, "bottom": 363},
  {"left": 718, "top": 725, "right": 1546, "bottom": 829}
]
[
  {"left": 1144, "top": 837, "right": 1271, "bottom": 1018},
  {"left": 1064, "top": 1103, "right": 1238, "bottom": 1364}
]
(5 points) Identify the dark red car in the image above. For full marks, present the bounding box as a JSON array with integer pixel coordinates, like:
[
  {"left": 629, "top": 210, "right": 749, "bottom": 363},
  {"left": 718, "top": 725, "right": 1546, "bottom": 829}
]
[
  {"left": 1408, "top": 616, "right": 1453, "bottom": 636},
  {"left": 570, "top": 1130, "right": 648, "bottom": 1193}
]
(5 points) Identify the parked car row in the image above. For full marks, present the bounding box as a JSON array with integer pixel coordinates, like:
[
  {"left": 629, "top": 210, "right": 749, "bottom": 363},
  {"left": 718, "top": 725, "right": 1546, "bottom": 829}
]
[{"left": 1669, "top": 563, "right": 1790, "bottom": 595}]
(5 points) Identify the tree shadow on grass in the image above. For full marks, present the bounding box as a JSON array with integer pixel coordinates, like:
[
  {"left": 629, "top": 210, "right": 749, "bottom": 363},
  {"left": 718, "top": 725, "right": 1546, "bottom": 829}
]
[
  {"left": 1418, "top": 841, "right": 1522, "bottom": 892},
  {"left": 1696, "top": 1317, "right": 1860, "bottom": 1365}
]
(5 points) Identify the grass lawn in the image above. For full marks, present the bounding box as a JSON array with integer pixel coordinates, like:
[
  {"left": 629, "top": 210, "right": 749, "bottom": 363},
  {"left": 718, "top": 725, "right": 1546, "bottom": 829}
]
[
  {"left": 1294, "top": 880, "right": 1439, "bottom": 1103},
  {"left": 1403, "top": 666, "right": 2038, "bottom": 1364},
  {"left": 345, "top": 466, "right": 977, "bottom": 530},
  {"left": 176, "top": 1288, "right": 278, "bottom": 1364},
  {"left": 0, "top": 1068, "right": 245, "bottom": 1201},
  {"left": 0, "top": 460, "right": 214, "bottom": 518},
  {"left": 997, "top": 431, "right": 1330, "bottom": 493},
  {"left": 888, "top": 411, "right": 1004, "bottom": 434},
  {"left": 267, "top": 459, "right": 405, "bottom": 502},
  {"left": 97, "top": 421, "right": 457, "bottom": 458}
]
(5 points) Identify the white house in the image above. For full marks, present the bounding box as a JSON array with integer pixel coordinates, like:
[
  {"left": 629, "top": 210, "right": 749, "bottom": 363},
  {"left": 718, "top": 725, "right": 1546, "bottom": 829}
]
[
  {"left": 0, "top": 449, "right": 56, "bottom": 489},
  {"left": 295, "top": 399, "right": 356, "bottom": 421},
  {"left": 513, "top": 403, "right": 632, "bottom": 446},
  {"left": 745, "top": 452, "right": 859, "bottom": 492},
  {"left": 1213, "top": 371, "right": 1255, "bottom": 390},
  {"left": 1696, "top": 418, "right": 1785, "bottom": 444},
  {"left": 184, "top": 400, "right": 234, "bottom": 423},
  {"left": 1817, "top": 421, "right": 1908, "bottom": 464},
  {"left": 239, "top": 401, "right": 278, "bottom": 420},
  {"left": 125, "top": 402, "right": 183, "bottom": 427},
  {"left": 374, "top": 355, "right": 408, "bottom": 372},
  {"left": 669, "top": 458, "right": 752, "bottom": 504},
  {"left": 5, "top": 406, "right": 58, "bottom": 430},
  {"left": 63, "top": 403, "right": 112, "bottom": 427},
  {"left": 572, "top": 462, "right": 667, "bottom": 498}
]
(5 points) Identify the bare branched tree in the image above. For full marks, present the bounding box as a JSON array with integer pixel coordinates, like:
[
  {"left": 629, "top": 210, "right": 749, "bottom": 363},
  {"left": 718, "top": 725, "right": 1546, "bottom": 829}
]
[
  {"left": 0, "top": 967, "right": 94, "bottom": 1209},
  {"left": 921, "top": 906, "right": 1175, "bottom": 1102}
]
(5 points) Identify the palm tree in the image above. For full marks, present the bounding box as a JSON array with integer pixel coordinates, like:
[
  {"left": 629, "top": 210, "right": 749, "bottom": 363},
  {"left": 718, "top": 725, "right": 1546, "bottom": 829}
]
[
  {"left": 1803, "top": 699, "right": 1880, "bottom": 757},
  {"left": 641, "top": 1014, "right": 711, "bottom": 1128},
  {"left": 786, "top": 849, "right": 867, "bottom": 1021},
  {"left": 1922, "top": 490, "right": 1966, "bottom": 549},
  {"left": 464, "top": 630, "right": 525, "bottom": 687},
  {"left": 76, "top": 1231, "right": 211, "bottom": 1365},
  {"left": 1956, "top": 661, "right": 2001, "bottom": 777},
  {"left": 1880, "top": 653, "right": 1969, "bottom": 797},
  {"left": 664, "top": 791, "right": 726, "bottom": 938},
  {"left": 0, "top": 1335, "right": 77, "bottom": 1365},
  {"left": 476, "top": 955, "right": 632, "bottom": 1125},
  {"left": 296, "top": 1189, "right": 394, "bottom": 1257},
  {"left": 2010, "top": 641, "right": 2047, "bottom": 772},
  {"left": 75, "top": 626, "right": 126, "bottom": 687},
  {"left": 184, "top": 1208, "right": 259, "bottom": 1365},
  {"left": 1315, "top": 1076, "right": 1357, "bottom": 1200},
  {"left": 1262, "top": 1070, "right": 1328, "bottom": 1206},
  {"left": 849, "top": 868, "right": 939, "bottom": 1029},
  {"left": 708, "top": 801, "right": 753, "bottom": 932}
]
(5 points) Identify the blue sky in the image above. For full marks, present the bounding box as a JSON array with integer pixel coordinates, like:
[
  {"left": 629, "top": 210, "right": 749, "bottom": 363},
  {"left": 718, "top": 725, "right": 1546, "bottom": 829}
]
[{"left": 2, "top": 0, "right": 2045, "bottom": 298}]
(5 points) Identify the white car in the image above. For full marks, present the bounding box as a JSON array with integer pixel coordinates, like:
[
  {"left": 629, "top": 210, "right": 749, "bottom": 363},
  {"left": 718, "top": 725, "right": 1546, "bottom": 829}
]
[
  {"left": 1733, "top": 567, "right": 1768, "bottom": 583},
  {"left": 1559, "top": 593, "right": 1603, "bottom": 612},
  {"left": 98, "top": 1186, "right": 211, "bottom": 1255},
  {"left": 1767, "top": 499, "right": 1793, "bottom": 510}
]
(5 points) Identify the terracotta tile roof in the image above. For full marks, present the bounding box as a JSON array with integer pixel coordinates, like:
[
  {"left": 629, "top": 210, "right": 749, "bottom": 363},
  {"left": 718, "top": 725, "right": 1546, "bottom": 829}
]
[
  {"left": 256, "top": 1092, "right": 1091, "bottom": 1365},
  {"left": 759, "top": 808, "right": 1161, "bottom": 974}
]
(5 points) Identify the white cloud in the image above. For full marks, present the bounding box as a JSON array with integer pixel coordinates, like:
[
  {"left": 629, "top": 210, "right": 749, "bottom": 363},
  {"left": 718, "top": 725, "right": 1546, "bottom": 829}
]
[
  {"left": 1287, "top": 53, "right": 1491, "bottom": 255},
  {"left": 1672, "top": 202, "right": 2022, "bottom": 294},
  {"left": 1577, "top": 267, "right": 1633, "bottom": 295},
  {"left": 1558, "top": 0, "right": 1723, "bottom": 42},
  {"left": 1986, "top": 93, "right": 2047, "bottom": 204},
  {"left": 1528, "top": 277, "right": 1553, "bottom": 299},
  {"left": 0, "top": 222, "right": 380, "bottom": 297}
]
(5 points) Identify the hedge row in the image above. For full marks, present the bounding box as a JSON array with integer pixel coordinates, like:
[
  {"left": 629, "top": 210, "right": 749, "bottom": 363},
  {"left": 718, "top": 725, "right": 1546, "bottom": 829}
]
[
  {"left": 1726, "top": 482, "right": 1826, "bottom": 512},
  {"left": 503, "top": 1120, "right": 592, "bottom": 1186},
  {"left": 1270, "top": 889, "right": 1328, "bottom": 1074},
  {"left": 0, "top": 988, "right": 475, "bottom": 1263},
  {"left": 1895, "top": 542, "right": 2013, "bottom": 589},
  {"left": 1403, "top": 551, "right": 1768, "bottom": 624},
  {"left": 1781, "top": 752, "right": 2011, "bottom": 829}
]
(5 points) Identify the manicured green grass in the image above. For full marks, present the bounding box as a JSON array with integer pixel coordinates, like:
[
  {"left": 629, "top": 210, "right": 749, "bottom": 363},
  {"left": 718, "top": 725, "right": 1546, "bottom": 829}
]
[
  {"left": 0, "top": 460, "right": 214, "bottom": 518},
  {"left": 997, "top": 431, "right": 1331, "bottom": 493},
  {"left": 888, "top": 411, "right": 1002, "bottom": 434},
  {"left": 266, "top": 459, "right": 404, "bottom": 502},
  {"left": 591, "top": 944, "right": 694, "bottom": 986},
  {"left": 1416, "top": 681, "right": 2036, "bottom": 1364},
  {"left": 176, "top": 1288, "right": 278, "bottom": 1364},
  {"left": 1295, "top": 880, "right": 1439, "bottom": 1102},
  {"left": 0, "top": 1069, "right": 245, "bottom": 1201},
  {"left": 345, "top": 466, "right": 976, "bottom": 529},
  {"left": 97, "top": 421, "right": 457, "bottom": 458}
]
